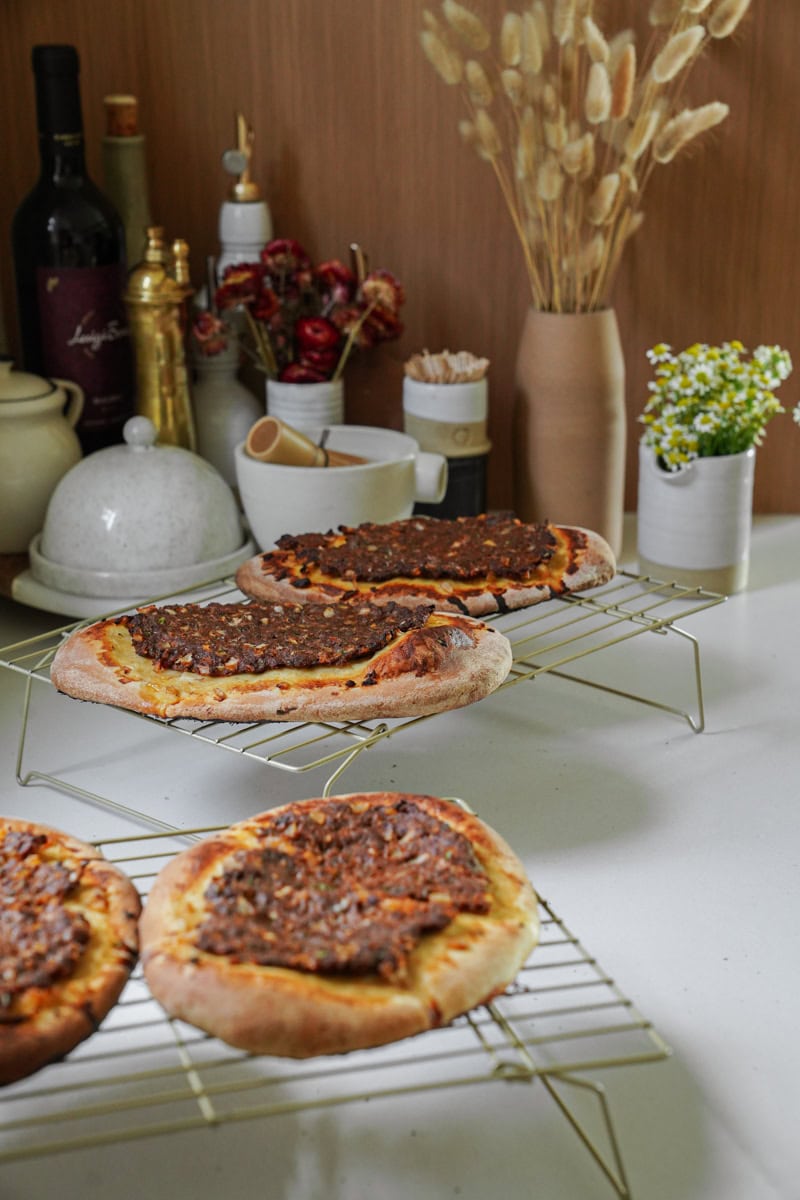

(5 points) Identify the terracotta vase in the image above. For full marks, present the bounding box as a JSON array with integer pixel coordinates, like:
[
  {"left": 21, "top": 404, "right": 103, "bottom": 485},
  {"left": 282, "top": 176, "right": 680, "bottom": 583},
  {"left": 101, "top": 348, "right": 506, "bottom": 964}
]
[{"left": 513, "top": 307, "right": 626, "bottom": 557}]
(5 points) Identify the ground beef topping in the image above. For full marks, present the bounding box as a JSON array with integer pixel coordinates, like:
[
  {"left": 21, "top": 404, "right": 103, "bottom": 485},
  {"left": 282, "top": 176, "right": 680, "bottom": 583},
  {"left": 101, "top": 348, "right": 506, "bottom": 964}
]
[
  {"left": 195, "top": 797, "right": 491, "bottom": 980},
  {"left": 119, "top": 599, "right": 435, "bottom": 677},
  {"left": 272, "top": 513, "right": 566, "bottom": 583},
  {"left": 0, "top": 831, "right": 90, "bottom": 1003}
]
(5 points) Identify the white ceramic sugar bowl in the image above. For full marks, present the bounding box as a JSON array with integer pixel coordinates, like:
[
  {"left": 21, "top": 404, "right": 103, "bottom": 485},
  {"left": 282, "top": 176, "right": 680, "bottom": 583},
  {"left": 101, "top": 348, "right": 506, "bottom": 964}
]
[
  {"left": 0, "top": 360, "right": 84, "bottom": 554},
  {"left": 31, "top": 415, "right": 254, "bottom": 598}
]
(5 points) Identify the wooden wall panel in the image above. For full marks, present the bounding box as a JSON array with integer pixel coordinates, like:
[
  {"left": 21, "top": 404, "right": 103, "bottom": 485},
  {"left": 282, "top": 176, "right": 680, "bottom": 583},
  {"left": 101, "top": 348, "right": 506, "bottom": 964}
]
[{"left": 1, "top": 0, "right": 797, "bottom": 513}]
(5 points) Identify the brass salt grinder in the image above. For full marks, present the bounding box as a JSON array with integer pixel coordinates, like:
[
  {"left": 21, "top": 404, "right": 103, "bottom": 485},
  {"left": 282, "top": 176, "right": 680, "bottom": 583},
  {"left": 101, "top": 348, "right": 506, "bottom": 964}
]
[{"left": 124, "top": 226, "right": 196, "bottom": 450}]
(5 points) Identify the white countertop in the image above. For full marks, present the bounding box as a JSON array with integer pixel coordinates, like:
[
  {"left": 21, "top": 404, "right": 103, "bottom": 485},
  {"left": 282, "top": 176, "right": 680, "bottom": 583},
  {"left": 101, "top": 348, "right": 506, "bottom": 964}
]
[{"left": 0, "top": 515, "right": 798, "bottom": 1200}]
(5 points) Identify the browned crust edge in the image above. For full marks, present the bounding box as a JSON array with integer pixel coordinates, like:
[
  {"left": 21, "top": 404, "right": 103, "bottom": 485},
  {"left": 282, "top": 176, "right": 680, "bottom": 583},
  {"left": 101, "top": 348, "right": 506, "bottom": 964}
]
[
  {"left": 139, "top": 793, "right": 538, "bottom": 1058},
  {"left": 49, "top": 616, "right": 512, "bottom": 722},
  {"left": 234, "top": 523, "right": 616, "bottom": 616},
  {"left": 0, "top": 818, "right": 141, "bottom": 1086}
]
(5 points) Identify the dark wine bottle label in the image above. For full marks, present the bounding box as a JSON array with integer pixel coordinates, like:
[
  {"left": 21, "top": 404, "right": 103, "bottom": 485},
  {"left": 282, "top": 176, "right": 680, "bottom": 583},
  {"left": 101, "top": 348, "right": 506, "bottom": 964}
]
[{"left": 36, "top": 261, "right": 134, "bottom": 434}]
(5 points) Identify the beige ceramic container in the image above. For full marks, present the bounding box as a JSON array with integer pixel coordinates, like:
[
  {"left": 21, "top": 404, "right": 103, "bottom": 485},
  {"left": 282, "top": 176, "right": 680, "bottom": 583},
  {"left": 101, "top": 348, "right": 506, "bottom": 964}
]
[{"left": 0, "top": 360, "right": 84, "bottom": 554}]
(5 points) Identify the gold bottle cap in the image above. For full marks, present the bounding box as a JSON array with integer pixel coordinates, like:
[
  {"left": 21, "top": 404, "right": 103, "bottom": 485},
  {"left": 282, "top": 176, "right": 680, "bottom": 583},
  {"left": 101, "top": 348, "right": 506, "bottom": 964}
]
[
  {"left": 126, "top": 227, "right": 186, "bottom": 303},
  {"left": 104, "top": 94, "right": 139, "bottom": 137},
  {"left": 171, "top": 239, "right": 194, "bottom": 296}
]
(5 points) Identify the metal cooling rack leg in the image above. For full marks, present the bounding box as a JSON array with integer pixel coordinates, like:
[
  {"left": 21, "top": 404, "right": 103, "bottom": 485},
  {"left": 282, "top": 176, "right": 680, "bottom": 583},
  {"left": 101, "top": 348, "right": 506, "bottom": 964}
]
[
  {"left": 512, "top": 620, "right": 708, "bottom": 732},
  {"left": 538, "top": 1072, "right": 633, "bottom": 1199},
  {"left": 320, "top": 725, "right": 388, "bottom": 796},
  {"left": 13, "top": 672, "right": 184, "bottom": 833},
  {"left": 484, "top": 997, "right": 635, "bottom": 1196}
]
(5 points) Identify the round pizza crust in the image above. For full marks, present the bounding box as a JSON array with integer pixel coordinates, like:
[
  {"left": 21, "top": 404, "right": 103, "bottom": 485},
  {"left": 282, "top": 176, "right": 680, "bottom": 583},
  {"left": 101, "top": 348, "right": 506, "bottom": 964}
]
[
  {"left": 50, "top": 612, "right": 512, "bottom": 722},
  {"left": 0, "top": 818, "right": 141, "bottom": 1086},
  {"left": 235, "top": 524, "right": 616, "bottom": 616},
  {"left": 139, "top": 793, "right": 539, "bottom": 1058}
]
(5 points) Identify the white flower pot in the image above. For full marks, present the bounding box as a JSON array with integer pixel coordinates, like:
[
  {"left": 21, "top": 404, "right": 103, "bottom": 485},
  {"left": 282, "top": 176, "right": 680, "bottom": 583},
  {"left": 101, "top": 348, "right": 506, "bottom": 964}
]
[
  {"left": 637, "top": 443, "right": 755, "bottom": 593},
  {"left": 266, "top": 378, "right": 344, "bottom": 436}
]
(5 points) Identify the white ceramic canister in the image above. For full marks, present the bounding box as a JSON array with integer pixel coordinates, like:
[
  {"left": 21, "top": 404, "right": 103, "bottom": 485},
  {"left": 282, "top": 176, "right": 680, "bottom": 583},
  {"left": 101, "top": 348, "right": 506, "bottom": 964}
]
[
  {"left": 266, "top": 378, "right": 345, "bottom": 437},
  {"left": 637, "top": 442, "right": 756, "bottom": 593},
  {"left": 191, "top": 344, "right": 263, "bottom": 489},
  {"left": 0, "top": 361, "right": 84, "bottom": 553},
  {"left": 402, "top": 375, "right": 491, "bottom": 517}
]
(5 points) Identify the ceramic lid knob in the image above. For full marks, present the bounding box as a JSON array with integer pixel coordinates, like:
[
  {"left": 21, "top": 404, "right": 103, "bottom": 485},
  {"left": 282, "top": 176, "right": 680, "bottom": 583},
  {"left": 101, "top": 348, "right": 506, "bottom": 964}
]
[{"left": 123, "top": 415, "right": 158, "bottom": 448}]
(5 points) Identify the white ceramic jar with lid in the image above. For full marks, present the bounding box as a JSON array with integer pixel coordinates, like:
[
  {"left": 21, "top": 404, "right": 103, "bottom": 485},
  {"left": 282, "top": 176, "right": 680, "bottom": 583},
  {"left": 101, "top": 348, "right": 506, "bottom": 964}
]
[
  {"left": 30, "top": 415, "right": 254, "bottom": 597},
  {"left": 0, "top": 360, "right": 84, "bottom": 554}
]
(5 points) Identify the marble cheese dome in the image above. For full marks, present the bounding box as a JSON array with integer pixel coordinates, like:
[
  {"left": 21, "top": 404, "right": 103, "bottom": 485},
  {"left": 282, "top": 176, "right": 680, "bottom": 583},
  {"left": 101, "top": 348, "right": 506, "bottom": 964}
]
[{"left": 33, "top": 416, "right": 254, "bottom": 598}]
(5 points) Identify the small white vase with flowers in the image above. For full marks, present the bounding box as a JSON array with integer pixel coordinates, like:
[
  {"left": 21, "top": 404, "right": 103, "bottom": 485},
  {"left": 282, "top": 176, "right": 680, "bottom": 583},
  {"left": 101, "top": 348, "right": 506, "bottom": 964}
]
[
  {"left": 193, "top": 239, "right": 405, "bottom": 438},
  {"left": 637, "top": 340, "right": 793, "bottom": 592}
]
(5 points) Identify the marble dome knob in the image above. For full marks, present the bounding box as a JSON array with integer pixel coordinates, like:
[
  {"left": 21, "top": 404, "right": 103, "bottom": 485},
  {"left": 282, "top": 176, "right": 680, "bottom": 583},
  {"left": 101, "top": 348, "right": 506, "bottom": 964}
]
[{"left": 123, "top": 415, "right": 158, "bottom": 449}]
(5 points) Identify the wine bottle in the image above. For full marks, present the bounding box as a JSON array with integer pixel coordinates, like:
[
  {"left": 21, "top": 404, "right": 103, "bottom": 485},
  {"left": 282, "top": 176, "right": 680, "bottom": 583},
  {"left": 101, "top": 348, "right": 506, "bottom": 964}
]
[{"left": 11, "top": 44, "right": 134, "bottom": 454}]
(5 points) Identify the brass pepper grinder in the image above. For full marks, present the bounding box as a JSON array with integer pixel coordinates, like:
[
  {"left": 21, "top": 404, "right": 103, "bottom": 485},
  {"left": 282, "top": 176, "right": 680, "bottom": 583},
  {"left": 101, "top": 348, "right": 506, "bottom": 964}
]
[{"left": 124, "top": 226, "right": 196, "bottom": 450}]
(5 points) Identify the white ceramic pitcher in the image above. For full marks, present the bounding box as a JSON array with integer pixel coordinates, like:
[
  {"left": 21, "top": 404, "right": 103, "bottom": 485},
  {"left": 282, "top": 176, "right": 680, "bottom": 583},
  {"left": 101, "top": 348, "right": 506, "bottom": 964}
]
[{"left": 0, "top": 360, "right": 84, "bottom": 554}]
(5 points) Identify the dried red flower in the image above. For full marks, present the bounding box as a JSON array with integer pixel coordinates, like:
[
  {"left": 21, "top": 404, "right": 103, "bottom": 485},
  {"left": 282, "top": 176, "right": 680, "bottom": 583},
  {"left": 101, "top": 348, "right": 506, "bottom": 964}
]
[{"left": 197, "top": 240, "right": 404, "bottom": 381}]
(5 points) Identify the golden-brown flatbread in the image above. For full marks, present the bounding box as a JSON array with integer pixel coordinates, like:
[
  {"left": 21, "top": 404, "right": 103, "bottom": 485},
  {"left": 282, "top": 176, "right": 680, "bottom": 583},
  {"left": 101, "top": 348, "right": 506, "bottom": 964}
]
[
  {"left": 50, "top": 598, "right": 512, "bottom": 722},
  {"left": 235, "top": 514, "right": 616, "bottom": 617},
  {"left": 0, "top": 818, "right": 140, "bottom": 1086},
  {"left": 139, "top": 793, "right": 538, "bottom": 1058}
]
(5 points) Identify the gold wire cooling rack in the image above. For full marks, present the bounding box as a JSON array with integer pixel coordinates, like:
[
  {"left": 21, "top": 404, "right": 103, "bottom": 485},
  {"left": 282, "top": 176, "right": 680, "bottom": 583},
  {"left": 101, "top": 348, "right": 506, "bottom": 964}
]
[
  {"left": 0, "top": 820, "right": 671, "bottom": 1197},
  {"left": 0, "top": 570, "right": 725, "bottom": 819}
]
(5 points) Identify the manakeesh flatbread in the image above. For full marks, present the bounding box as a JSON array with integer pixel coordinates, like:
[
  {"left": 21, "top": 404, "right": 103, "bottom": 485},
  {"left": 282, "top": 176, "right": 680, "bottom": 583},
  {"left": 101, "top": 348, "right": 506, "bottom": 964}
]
[
  {"left": 235, "top": 512, "right": 616, "bottom": 616},
  {"left": 0, "top": 818, "right": 140, "bottom": 1085},
  {"left": 50, "top": 597, "right": 512, "bottom": 722},
  {"left": 139, "top": 792, "right": 539, "bottom": 1058}
]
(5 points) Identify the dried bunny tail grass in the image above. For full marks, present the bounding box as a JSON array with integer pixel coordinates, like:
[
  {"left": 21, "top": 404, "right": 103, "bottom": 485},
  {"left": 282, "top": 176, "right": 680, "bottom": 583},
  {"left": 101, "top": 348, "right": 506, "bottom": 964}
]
[
  {"left": 420, "top": 30, "right": 463, "bottom": 85},
  {"left": 582, "top": 16, "right": 609, "bottom": 63},
  {"left": 684, "top": 0, "right": 712, "bottom": 11},
  {"left": 575, "top": 231, "right": 605, "bottom": 276},
  {"left": 421, "top": 8, "right": 442, "bottom": 32},
  {"left": 458, "top": 117, "right": 478, "bottom": 149},
  {"left": 502, "top": 69, "right": 525, "bottom": 107},
  {"left": 465, "top": 59, "right": 494, "bottom": 106},
  {"left": 500, "top": 12, "right": 522, "bottom": 66},
  {"left": 521, "top": 11, "right": 543, "bottom": 74},
  {"left": 652, "top": 100, "right": 729, "bottom": 162},
  {"left": 610, "top": 43, "right": 637, "bottom": 121},
  {"left": 537, "top": 154, "right": 564, "bottom": 202},
  {"left": 587, "top": 172, "right": 620, "bottom": 224},
  {"left": 524, "top": 72, "right": 546, "bottom": 104},
  {"left": 624, "top": 102, "right": 664, "bottom": 161},
  {"left": 708, "top": 0, "right": 752, "bottom": 39},
  {"left": 561, "top": 131, "right": 595, "bottom": 177},
  {"left": 618, "top": 159, "right": 639, "bottom": 194},
  {"left": 652, "top": 25, "right": 706, "bottom": 84},
  {"left": 524, "top": 212, "right": 545, "bottom": 247},
  {"left": 542, "top": 80, "right": 559, "bottom": 119},
  {"left": 626, "top": 210, "right": 645, "bottom": 238},
  {"left": 544, "top": 109, "right": 568, "bottom": 151},
  {"left": 516, "top": 105, "right": 537, "bottom": 177},
  {"left": 585, "top": 61, "right": 612, "bottom": 124},
  {"left": 552, "top": 0, "right": 577, "bottom": 47},
  {"left": 442, "top": 0, "right": 490, "bottom": 51},
  {"left": 474, "top": 107, "right": 503, "bottom": 159},
  {"left": 648, "top": 0, "right": 682, "bottom": 26},
  {"left": 531, "top": 0, "right": 550, "bottom": 52},
  {"left": 608, "top": 28, "right": 635, "bottom": 74}
]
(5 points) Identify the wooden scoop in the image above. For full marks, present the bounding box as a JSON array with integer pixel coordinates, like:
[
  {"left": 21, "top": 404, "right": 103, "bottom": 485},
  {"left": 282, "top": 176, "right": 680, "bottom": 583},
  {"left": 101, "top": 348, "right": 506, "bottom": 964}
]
[{"left": 245, "top": 416, "right": 367, "bottom": 467}]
